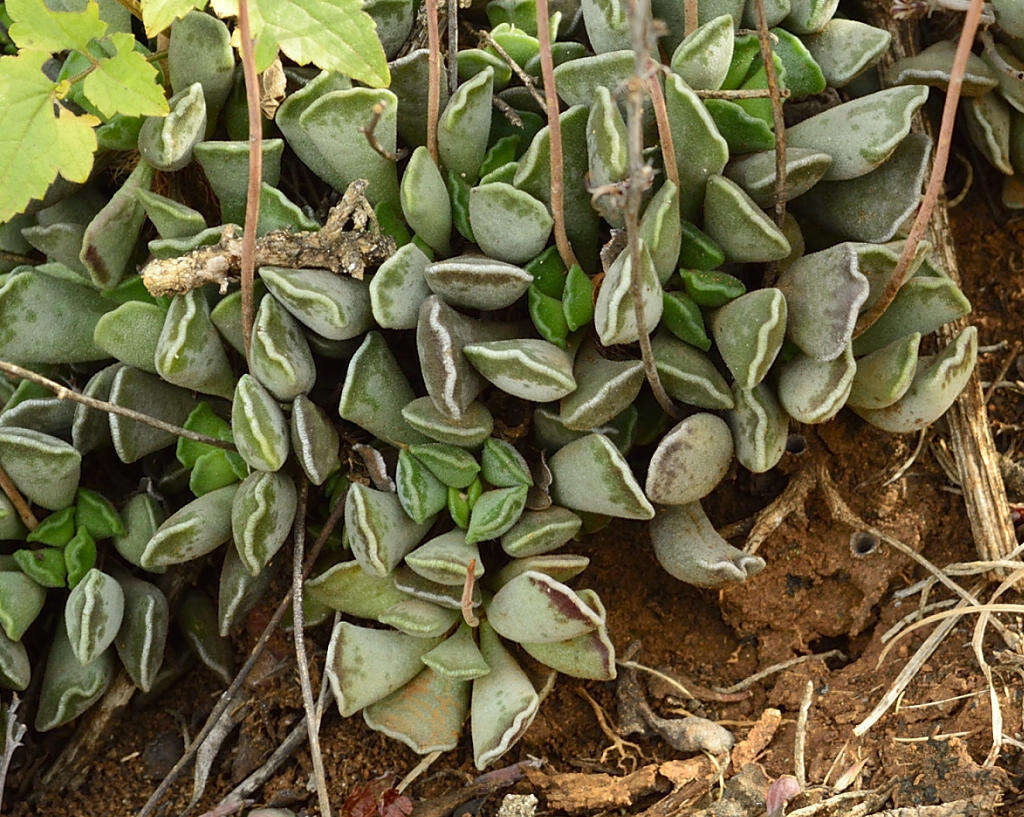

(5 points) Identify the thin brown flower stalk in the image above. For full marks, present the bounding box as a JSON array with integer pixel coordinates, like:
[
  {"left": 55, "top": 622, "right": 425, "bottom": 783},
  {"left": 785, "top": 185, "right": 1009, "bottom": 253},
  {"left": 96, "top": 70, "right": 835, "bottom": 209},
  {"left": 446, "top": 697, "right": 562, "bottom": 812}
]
[
  {"left": 426, "top": 0, "right": 442, "bottom": 163},
  {"left": 236, "top": 0, "right": 262, "bottom": 366}
]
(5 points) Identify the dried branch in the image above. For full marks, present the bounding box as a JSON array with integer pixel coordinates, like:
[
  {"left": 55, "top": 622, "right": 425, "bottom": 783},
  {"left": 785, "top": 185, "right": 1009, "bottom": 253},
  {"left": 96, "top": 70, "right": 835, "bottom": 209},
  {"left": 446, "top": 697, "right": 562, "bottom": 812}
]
[
  {"left": 0, "top": 359, "right": 236, "bottom": 452},
  {"left": 363, "top": 100, "right": 408, "bottom": 162},
  {"left": 794, "top": 679, "right": 812, "bottom": 787},
  {"left": 461, "top": 558, "right": 479, "bottom": 627},
  {"left": 140, "top": 180, "right": 394, "bottom": 296},
  {"left": 291, "top": 482, "right": 331, "bottom": 817},
  {"left": 469, "top": 24, "right": 546, "bottom": 109},
  {"left": 447, "top": 0, "right": 458, "bottom": 92},
  {"left": 695, "top": 87, "right": 791, "bottom": 99},
  {"left": 646, "top": 64, "right": 679, "bottom": 190},
  {"left": 751, "top": 0, "right": 787, "bottom": 233},
  {"left": 0, "top": 694, "right": 27, "bottom": 813},
  {"left": 426, "top": 0, "right": 442, "bottom": 163},
  {"left": 493, "top": 96, "right": 524, "bottom": 127},
  {"left": 0, "top": 463, "right": 38, "bottom": 530},
  {"left": 136, "top": 493, "right": 347, "bottom": 817},
  {"left": 236, "top": 0, "right": 262, "bottom": 364},
  {"left": 713, "top": 650, "right": 845, "bottom": 695},
  {"left": 411, "top": 760, "right": 541, "bottom": 817},
  {"left": 854, "top": 0, "right": 985, "bottom": 336},
  {"left": 624, "top": 0, "right": 678, "bottom": 419},
  {"left": 535, "top": 0, "right": 579, "bottom": 270},
  {"left": 684, "top": 0, "right": 698, "bottom": 36}
]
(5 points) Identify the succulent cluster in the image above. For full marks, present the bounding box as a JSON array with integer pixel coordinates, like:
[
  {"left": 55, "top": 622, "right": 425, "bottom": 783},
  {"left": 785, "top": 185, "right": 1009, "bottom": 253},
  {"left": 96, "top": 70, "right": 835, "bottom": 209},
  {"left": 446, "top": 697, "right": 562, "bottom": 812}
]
[
  {"left": 881, "top": 13, "right": 1024, "bottom": 208},
  {"left": 0, "top": 0, "right": 980, "bottom": 770}
]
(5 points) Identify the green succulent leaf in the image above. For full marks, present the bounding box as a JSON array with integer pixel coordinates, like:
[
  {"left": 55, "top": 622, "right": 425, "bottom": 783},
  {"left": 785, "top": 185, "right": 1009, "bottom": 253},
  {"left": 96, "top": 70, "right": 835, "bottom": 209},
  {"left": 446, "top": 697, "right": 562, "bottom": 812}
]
[
  {"left": 64, "top": 527, "right": 97, "bottom": 588},
  {"left": 27, "top": 506, "right": 76, "bottom": 547},
  {"left": 14, "top": 547, "right": 67, "bottom": 588}
]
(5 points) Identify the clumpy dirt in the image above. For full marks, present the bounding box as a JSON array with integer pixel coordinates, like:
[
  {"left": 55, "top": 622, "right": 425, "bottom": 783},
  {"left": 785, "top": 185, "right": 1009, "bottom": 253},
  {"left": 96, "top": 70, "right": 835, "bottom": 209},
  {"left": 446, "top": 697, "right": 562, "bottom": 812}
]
[{"left": 11, "top": 184, "right": 1024, "bottom": 815}]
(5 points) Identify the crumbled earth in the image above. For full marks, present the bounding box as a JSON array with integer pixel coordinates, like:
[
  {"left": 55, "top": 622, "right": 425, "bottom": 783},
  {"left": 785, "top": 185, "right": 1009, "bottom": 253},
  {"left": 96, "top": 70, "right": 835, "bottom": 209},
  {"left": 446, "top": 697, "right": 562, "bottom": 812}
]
[{"left": 10, "top": 179, "right": 1024, "bottom": 816}]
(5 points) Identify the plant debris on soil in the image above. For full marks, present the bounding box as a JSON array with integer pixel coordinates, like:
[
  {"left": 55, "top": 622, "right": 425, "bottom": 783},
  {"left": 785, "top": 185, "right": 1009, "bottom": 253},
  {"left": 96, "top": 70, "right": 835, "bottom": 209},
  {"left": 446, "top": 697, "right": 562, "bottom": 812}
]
[{"left": 6, "top": 185, "right": 1023, "bottom": 817}]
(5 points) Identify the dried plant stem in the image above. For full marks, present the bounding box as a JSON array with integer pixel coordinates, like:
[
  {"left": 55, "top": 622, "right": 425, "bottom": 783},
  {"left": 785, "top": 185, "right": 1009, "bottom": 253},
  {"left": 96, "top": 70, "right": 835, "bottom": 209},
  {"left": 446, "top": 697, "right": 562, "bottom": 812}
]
[
  {"left": 624, "top": 0, "right": 678, "bottom": 419},
  {"left": 137, "top": 495, "right": 346, "bottom": 817},
  {"left": 855, "top": 0, "right": 984, "bottom": 336},
  {"left": 426, "top": 0, "right": 442, "bottom": 163},
  {"left": 363, "top": 100, "right": 407, "bottom": 161},
  {"left": 469, "top": 25, "right": 546, "bottom": 108},
  {"left": 236, "top": 0, "right": 262, "bottom": 365},
  {"left": 447, "top": 0, "right": 458, "bottom": 91},
  {"left": 291, "top": 482, "right": 331, "bottom": 817},
  {"left": 684, "top": 0, "right": 698, "bottom": 36},
  {"left": 646, "top": 63, "right": 679, "bottom": 190},
  {"left": 0, "top": 694, "right": 26, "bottom": 813},
  {"left": 0, "top": 462, "right": 37, "bottom": 530},
  {"left": 397, "top": 750, "right": 443, "bottom": 793},
  {"left": 695, "top": 87, "right": 791, "bottom": 99},
  {"left": 751, "top": 0, "right": 787, "bottom": 232},
  {"left": 0, "top": 359, "right": 236, "bottom": 452},
  {"left": 461, "top": 558, "right": 479, "bottom": 627},
  {"left": 794, "top": 679, "right": 812, "bottom": 787},
  {"left": 535, "top": 0, "right": 579, "bottom": 270},
  {"left": 980, "top": 30, "right": 1024, "bottom": 81},
  {"left": 714, "top": 650, "right": 844, "bottom": 695}
]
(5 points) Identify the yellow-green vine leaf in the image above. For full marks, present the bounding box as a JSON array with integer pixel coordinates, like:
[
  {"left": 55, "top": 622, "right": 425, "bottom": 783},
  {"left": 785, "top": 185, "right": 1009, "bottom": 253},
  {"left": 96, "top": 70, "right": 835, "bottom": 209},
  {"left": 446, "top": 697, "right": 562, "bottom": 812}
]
[
  {"left": 0, "top": 52, "right": 99, "bottom": 222},
  {"left": 141, "top": 0, "right": 208, "bottom": 37},
  {"left": 213, "top": 0, "right": 389, "bottom": 87},
  {"left": 7, "top": 0, "right": 107, "bottom": 53},
  {"left": 82, "top": 33, "right": 169, "bottom": 117}
]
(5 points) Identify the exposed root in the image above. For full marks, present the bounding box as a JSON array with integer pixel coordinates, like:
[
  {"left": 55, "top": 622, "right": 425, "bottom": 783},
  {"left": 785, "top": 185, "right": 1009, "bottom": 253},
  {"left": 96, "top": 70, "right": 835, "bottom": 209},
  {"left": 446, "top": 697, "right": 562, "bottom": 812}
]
[
  {"left": 577, "top": 687, "right": 644, "bottom": 772},
  {"left": 743, "top": 467, "right": 815, "bottom": 554}
]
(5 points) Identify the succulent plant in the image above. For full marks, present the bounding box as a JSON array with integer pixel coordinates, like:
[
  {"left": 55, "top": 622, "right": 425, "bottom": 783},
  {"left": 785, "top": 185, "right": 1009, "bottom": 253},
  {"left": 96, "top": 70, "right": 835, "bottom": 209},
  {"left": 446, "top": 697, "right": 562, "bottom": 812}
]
[{"left": 0, "top": 0, "right": 980, "bottom": 773}]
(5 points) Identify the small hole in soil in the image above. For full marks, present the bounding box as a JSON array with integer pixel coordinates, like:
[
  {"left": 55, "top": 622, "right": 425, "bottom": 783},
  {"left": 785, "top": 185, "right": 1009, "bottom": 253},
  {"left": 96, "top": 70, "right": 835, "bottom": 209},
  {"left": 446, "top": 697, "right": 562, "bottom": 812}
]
[
  {"left": 808, "top": 634, "right": 853, "bottom": 668},
  {"left": 786, "top": 434, "right": 807, "bottom": 455},
  {"left": 850, "top": 531, "right": 879, "bottom": 557}
]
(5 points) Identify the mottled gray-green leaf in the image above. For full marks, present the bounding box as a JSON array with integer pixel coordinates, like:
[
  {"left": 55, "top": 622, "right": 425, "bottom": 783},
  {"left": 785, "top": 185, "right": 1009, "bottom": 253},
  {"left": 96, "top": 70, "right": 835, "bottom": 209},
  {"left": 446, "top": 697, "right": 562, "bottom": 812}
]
[
  {"left": 65, "top": 568, "right": 125, "bottom": 665},
  {"left": 776, "top": 243, "right": 868, "bottom": 361},
  {"left": 559, "top": 339, "right": 644, "bottom": 430},
  {"left": 306, "top": 560, "right": 410, "bottom": 619},
  {"left": 369, "top": 242, "right": 432, "bottom": 330},
  {"left": 854, "top": 327, "right": 977, "bottom": 433},
  {"left": 155, "top": 291, "right": 235, "bottom": 399},
  {"left": 364, "top": 667, "right": 469, "bottom": 753},
  {"left": 36, "top": 619, "right": 114, "bottom": 731},
  {"left": 232, "top": 471, "right": 297, "bottom": 576},
  {"left": 401, "top": 396, "right": 494, "bottom": 448},
  {"left": 378, "top": 597, "right": 460, "bottom": 638},
  {"left": 251, "top": 294, "right": 317, "bottom": 400},
  {"left": 0, "top": 427, "right": 80, "bottom": 510},
  {"left": 0, "top": 270, "right": 111, "bottom": 363},
  {"left": 471, "top": 621, "right": 539, "bottom": 770},
  {"left": 787, "top": 85, "right": 930, "bottom": 180},
  {"left": 177, "top": 589, "right": 233, "bottom": 683},
  {"left": 93, "top": 301, "right": 164, "bottom": 373},
  {"left": 594, "top": 244, "right": 664, "bottom": 345},
  {"left": 892, "top": 39, "right": 998, "bottom": 96},
  {"left": 275, "top": 71, "right": 354, "bottom": 190},
  {"left": 847, "top": 333, "right": 920, "bottom": 410},
  {"left": 232, "top": 374, "right": 289, "bottom": 472},
  {"left": 651, "top": 332, "right": 734, "bottom": 409},
  {"left": 260, "top": 266, "right": 373, "bottom": 343},
  {"left": 347, "top": 482, "right": 435, "bottom": 577},
  {"left": 0, "top": 629, "right": 29, "bottom": 690},
  {"left": 488, "top": 570, "right": 601, "bottom": 643},
  {"left": 519, "top": 587, "right": 615, "bottom": 680},
  {"left": 800, "top": 18, "right": 890, "bottom": 87},
  {"left": 466, "top": 486, "right": 529, "bottom": 544},
  {"left": 549, "top": 433, "right": 654, "bottom": 519},
  {"left": 777, "top": 345, "right": 856, "bottom": 424},
  {"left": 109, "top": 366, "right": 196, "bottom": 464},
  {"left": 135, "top": 188, "right": 205, "bottom": 240},
  {"left": 389, "top": 49, "right": 449, "bottom": 148},
  {"left": 401, "top": 146, "right": 451, "bottom": 254},
  {"left": 853, "top": 276, "right": 971, "bottom": 357},
  {"left": 291, "top": 394, "right": 340, "bottom": 485},
  {"left": 422, "top": 623, "right": 490, "bottom": 680},
  {"left": 20, "top": 221, "right": 86, "bottom": 275},
  {"left": 501, "top": 507, "right": 582, "bottom": 557},
  {"left": 783, "top": 0, "right": 838, "bottom": 33},
  {"left": 112, "top": 494, "right": 166, "bottom": 571},
  {"left": 115, "top": 575, "right": 168, "bottom": 691},
  {"left": 725, "top": 147, "right": 832, "bottom": 207},
  {"left": 703, "top": 175, "right": 790, "bottom": 263},
  {"left": 0, "top": 571, "right": 46, "bottom": 641},
  {"left": 80, "top": 161, "right": 153, "bottom": 289},
  {"left": 424, "top": 254, "right": 533, "bottom": 310},
  {"left": 651, "top": 502, "right": 765, "bottom": 587},
  {"left": 168, "top": 11, "right": 234, "bottom": 129},
  {"left": 469, "top": 183, "right": 553, "bottom": 264},
  {"left": 491, "top": 553, "right": 591, "bottom": 587},
  {"left": 326, "top": 621, "right": 440, "bottom": 716},
  {"left": 646, "top": 414, "right": 733, "bottom": 505},
  {"left": 439, "top": 67, "right": 494, "bottom": 182},
  {"left": 670, "top": 14, "right": 734, "bottom": 90},
  {"left": 463, "top": 339, "right": 576, "bottom": 402},
  {"left": 218, "top": 546, "right": 275, "bottom": 637},
  {"left": 964, "top": 93, "right": 1014, "bottom": 175},
  {"left": 71, "top": 363, "right": 118, "bottom": 454},
  {"left": 137, "top": 83, "right": 207, "bottom": 172},
  {"left": 711, "top": 289, "right": 788, "bottom": 388},
  {"left": 665, "top": 73, "right": 730, "bottom": 220},
  {"left": 364, "top": 0, "right": 415, "bottom": 58},
  {"left": 397, "top": 449, "right": 448, "bottom": 525},
  {"left": 728, "top": 382, "right": 788, "bottom": 474},
  {"left": 581, "top": 0, "right": 629, "bottom": 53},
  {"left": 339, "top": 331, "right": 426, "bottom": 446},
  {"left": 141, "top": 484, "right": 237, "bottom": 570},
  {"left": 194, "top": 140, "right": 285, "bottom": 224}
]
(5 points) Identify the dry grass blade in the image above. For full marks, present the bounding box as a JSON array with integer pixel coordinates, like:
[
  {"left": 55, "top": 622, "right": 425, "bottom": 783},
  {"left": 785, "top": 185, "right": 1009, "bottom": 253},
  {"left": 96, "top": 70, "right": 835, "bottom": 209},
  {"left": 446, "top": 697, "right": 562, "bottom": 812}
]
[
  {"left": 136, "top": 491, "right": 347, "bottom": 817},
  {"left": 291, "top": 481, "right": 331, "bottom": 817},
  {"left": 426, "top": 0, "right": 442, "bottom": 163},
  {"left": 750, "top": 0, "right": 787, "bottom": 232},
  {"left": 794, "top": 680, "right": 813, "bottom": 788},
  {"left": 684, "top": 0, "right": 698, "bottom": 36},
  {"left": 236, "top": 0, "right": 262, "bottom": 365},
  {"left": 447, "top": 0, "right": 458, "bottom": 91},
  {"left": 461, "top": 558, "right": 479, "bottom": 626},
  {"left": 535, "top": 0, "right": 579, "bottom": 270},
  {"left": 0, "top": 359, "right": 237, "bottom": 453},
  {"left": 713, "top": 650, "right": 844, "bottom": 695},
  {"left": 0, "top": 694, "right": 26, "bottom": 813},
  {"left": 646, "top": 64, "right": 679, "bottom": 190},
  {"left": 854, "top": 0, "right": 985, "bottom": 336},
  {"left": 0, "top": 462, "right": 37, "bottom": 530}
]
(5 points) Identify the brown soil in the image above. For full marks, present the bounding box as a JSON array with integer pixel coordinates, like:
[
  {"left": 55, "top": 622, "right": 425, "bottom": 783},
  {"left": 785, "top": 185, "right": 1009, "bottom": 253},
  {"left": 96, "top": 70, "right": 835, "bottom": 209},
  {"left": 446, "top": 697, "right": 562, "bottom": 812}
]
[{"left": 10, "top": 186, "right": 1024, "bottom": 817}]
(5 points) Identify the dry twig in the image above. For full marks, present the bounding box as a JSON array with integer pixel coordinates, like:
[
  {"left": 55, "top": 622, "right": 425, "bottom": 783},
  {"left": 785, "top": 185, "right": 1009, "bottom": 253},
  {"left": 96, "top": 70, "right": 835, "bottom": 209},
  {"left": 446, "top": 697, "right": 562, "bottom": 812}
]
[
  {"left": 137, "top": 494, "right": 347, "bottom": 817},
  {"left": 236, "top": 0, "right": 262, "bottom": 363},
  {"left": 0, "top": 359, "right": 236, "bottom": 453},
  {"left": 714, "top": 650, "right": 844, "bottom": 695},
  {"left": 751, "top": 0, "right": 787, "bottom": 232},
  {"left": 426, "top": 0, "right": 442, "bottom": 162},
  {"left": 461, "top": 558, "right": 479, "bottom": 627},
  {"left": 140, "top": 181, "right": 393, "bottom": 296},
  {"left": 362, "top": 100, "right": 408, "bottom": 161},
  {"left": 0, "top": 694, "right": 26, "bottom": 813},
  {"left": 794, "top": 680, "right": 813, "bottom": 788},
  {"left": 0, "top": 462, "right": 37, "bottom": 530}
]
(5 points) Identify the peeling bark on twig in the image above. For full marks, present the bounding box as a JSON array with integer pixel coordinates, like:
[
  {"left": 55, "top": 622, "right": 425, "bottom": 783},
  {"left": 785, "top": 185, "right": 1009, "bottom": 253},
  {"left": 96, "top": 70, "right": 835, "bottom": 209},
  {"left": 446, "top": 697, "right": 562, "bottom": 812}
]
[{"left": 140, "top": 180, "right": 394, "bottom": 297}]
